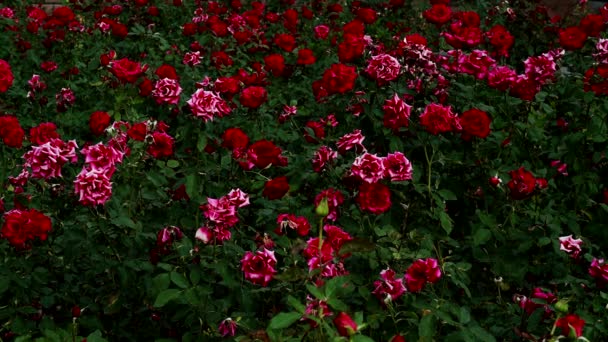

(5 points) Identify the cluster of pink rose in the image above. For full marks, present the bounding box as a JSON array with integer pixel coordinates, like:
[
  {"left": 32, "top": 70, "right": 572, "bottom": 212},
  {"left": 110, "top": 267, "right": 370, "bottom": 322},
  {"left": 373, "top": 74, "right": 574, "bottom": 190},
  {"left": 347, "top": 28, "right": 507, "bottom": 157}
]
[
  {"left": 372, "top": 258, "right": 442, "bottom": 305},
  {"left": 197, "top": 189, "right": 250, "bottom": 245}
]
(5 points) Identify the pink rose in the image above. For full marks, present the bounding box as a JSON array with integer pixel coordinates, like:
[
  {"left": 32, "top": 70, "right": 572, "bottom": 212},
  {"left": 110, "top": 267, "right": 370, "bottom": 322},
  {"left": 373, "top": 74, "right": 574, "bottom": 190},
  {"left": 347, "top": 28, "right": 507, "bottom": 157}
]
[
  {"left": 152, "top": 78, "right": 182, "bottom": 105},
  {"left": 241, "top": 248, "right": 277, "bottom": 286},
  {"left": 365, "top": 54, "right": 401, "bottom": 85}
]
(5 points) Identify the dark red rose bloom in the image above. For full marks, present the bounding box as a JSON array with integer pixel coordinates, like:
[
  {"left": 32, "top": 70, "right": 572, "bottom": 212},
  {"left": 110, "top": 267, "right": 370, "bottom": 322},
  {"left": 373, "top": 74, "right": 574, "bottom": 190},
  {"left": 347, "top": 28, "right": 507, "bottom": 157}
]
[
  {"left": 297, "top": 49, "right": 316, "bottom": 65},
  {"left": 303, "top": 121, "right": 326, "bottom": 143},
  {"left": 139, "top": 77, "right": 154, "bottom": 97},
  {"left": 460, "top": 108, "right": 491, "bottom": 140},
  {"left": 239, "top": 86, "right": 267, "bottom": 109},
  {"left": 214, "top": 77, "right": 241, "bottom": 95},
  {"left": 0, "top": 59, "right": 14, "bottom": 93},
  {"left": 264, "top": 54, "right": 285, "bottom": 77},
  {"left": 274, "top": 33, "right": 297, "bottom": 52},
  {"left": 580, "top": 14, "right": 605, "bottom": 37},
  {"left": 333, "top": 312, "right": 357, "bottom": 337},
  {"left": 321, "top": 63, "right": 358, "bottom": 95},
  {"left": 128, "top": 122, "right": 147, "bottom": 141},
  {"left": 111, "top": 22, "right": 128, "bottom": 39},
  {"left": 208, "top": 16, "right": 229, "bottom": 37},
  {"left": 221, "top": 127, "right": 249, "bottom": 151},
  {"left": 263, "top": 176, "right": 290, "bottom": 200},
  {"left": 1, "top": 209, "right": 52, "bottom": 248},
  {"left": 356, "top": 182, "right": 392, "bottom": 215},
  {"left": 507, "top": 167, "right": 537, "bottom": 200},
  {"left": 338, "top": 34, "right": 366, "bottom": 63},
  {"left": 52, "top": 6, "right": 75, "bottom": 24},
  {"left": 559, "top": 26, "right": 587, "bottom": 50},
  {"left": 211, "top": 51, "right": 234, "bottom": 69},
  {"left": 147, "top": 132, "right": 174, "bottom": 158},
  {"left": 583, "top": 65, "right": 608, "bottom": 96},
  {"left": 423, "top": 4, "right": 452, "bottom": 25},
  {"left": 0, "top": 115, "right": 25, "bottom": 148},
  {"left": 343, "top": 19, "right": 365, "bottom": 36},
  {"left": 89, "top": 111, "right": 112, "bottom": 136},
  {"left": 248, "top": 140, "right": 282, "bottom": 169},
  {"left": 155, "top": 64, "right": 179, "bottom": 80},
  {"left": 405, "top": 258, "right": 442, "bottom": 292},
  {"left": 356, "top": 7, "right": 377, "bottom": 24},
  {"left": 555, "top": 314, "right": 585, "bottom": 338},
  {"left": 109, "top": 58, "right": 148, "bottom": 84},
  {"left": 182, "top": 22, "right": 197, "bottom": 36},
  {"left": 486, "top": 25, "right": 514, "bottom": 57},
  {"left": 29, "top": 122, "right": 60, "bottom": 145}
]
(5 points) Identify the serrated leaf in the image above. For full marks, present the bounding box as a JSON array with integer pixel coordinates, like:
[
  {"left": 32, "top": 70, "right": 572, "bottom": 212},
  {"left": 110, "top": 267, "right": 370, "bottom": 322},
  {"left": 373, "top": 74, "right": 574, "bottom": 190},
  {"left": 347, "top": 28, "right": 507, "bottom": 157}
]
[
  {"left": 439, "top": 211, "right": 453, "bottom": 235},
  {"left": 87, "top": 330, "right": 108, "bottom": 342},
  {"left": 268, "top": 312, "right": 302, "bottom": 330},
  {"left": 166, "top": 160, "right": 180, "bottom": 168},
  {"left": 306, "top": 284, "right": 325, "bottom": 300},
  {"left": 287, "top": 296, "right": 306, "bottom": 314},
  {"left": 419, "top": 313, "right": 436, "bottom": 339},
  {"left": 154, "top": 289, "right": 181, "bottom": 307},
  {"left": 352, "top": 335, "right": 375, "bottom": 342},
  {"left": 472, "top": 228, "right": 491, "bottom": 246},
  {"left": 470, "top": 326, "right": 496, "bottom": 342}
]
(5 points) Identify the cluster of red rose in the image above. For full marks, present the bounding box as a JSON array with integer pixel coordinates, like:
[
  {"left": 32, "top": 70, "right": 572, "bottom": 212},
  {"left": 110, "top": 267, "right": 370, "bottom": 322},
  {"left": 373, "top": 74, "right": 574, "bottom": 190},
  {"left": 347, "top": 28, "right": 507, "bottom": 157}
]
[
  {"left": 0, "top": 115, "right": 25, "bottom": 148},
  {"left": 372, "top": 259, "right": 442, "bottom": 304},
  {"left": 0, "top": 209, "right": 52, "bottom": 249},
  {"left": 501, "top": 167, "right": 548, "bottom": 200},
  {"left": 584, "top": 39, "right": 608, "bottom": 95}
]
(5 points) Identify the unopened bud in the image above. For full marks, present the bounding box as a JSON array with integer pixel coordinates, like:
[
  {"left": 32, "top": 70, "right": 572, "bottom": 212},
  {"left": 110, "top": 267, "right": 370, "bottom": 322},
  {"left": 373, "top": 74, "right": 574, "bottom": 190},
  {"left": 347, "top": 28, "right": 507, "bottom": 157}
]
[
  {"left": 315, "top": 197, "right": 329, "bottom": 217},
  {"left": 554, "top": 300, "right": 569, "bottom": 313}
]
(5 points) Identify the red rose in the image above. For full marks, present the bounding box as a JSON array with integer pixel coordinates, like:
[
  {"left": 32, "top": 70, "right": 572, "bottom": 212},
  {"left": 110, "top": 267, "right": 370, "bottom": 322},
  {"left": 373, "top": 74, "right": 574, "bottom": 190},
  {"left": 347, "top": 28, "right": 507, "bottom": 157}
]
[
  {"left": 273, "top": 33, "right": 297, "bottom": 52},
  {"left": 155, "top": 64, "right": 179, "bottom": 80},
  {"left": 264, "top": 54, "right": 285, "bottom": 77},
  {"left": 580, "top": 14, "right": 605, "bottom": 37},
  {"left": 239, "top": 86, "right": 267, "bottom": 109},
  {"left": 211, "top": 51, "right": 234, "bottom": 69},
  {"left": 111, "top": 22, "right": 128, "bottom": 39},
  {"left": 128, "top": 122, "right": 148, "bottom": 141},
  {"left": 0, "top": 59, "right": 14, "bottom": 93},
  {"left": 52, "top": 6, "right": 75, "bottom": 24},
  {"left": 109, "top": 58, "right": 148, "bottom": 84},
  {"left": 182, "top": 22, "right": 197, "bottom": 36},
  {"left": 507, "top": 167, "right": 536, "bottom": 200},
  {"left": 423, "top": 4, "right": 452, "bottom": 25},
  {"left": 1, "top": 209, "right": 52, "bottom": 248},
  {"left": 214, "top": 77, "right": 241, "bottom": 95},
  {"left": 0, "top": 115, "right": 25, "bottom": 148},
  {"left": 89, "top": 111, "right": 112, "bottom": 136},
  {"left": 139, "top": 77, "right": 154, "bottom": 97},
  {"left": 333, "top": 312, "right": 357, "bottom": 337},
  {"left": 405, "top": 258, "right": 442, "bottom": 292},
  {"left": 297, "top": 48, "right": 316, "bottom": 65},
  {"left": 303, "top": 121, "right": 325, "bottom": 143},
  {"left": 356, "top": 182, "right": 392, "bottom": 215},
  {"left": 263, "top": 176, "right": 290, "bottom": 200},
  {"left": 147, "top": 132, "right": 174, "bottom": 158},
  {"left": 486, "top": 25, "right": 514, "bottom": 57},
  {"left": 29, "top": 122, "right": 60, "bottom": 145},
  {"left": 460, "top": 108, "right": 491, "bottom": 140},
  {"left": 208, "top": 16, "right": 228, "bottom": 37},
  {"left": 322, "top": 63, "right": 358, "bottom": 95},
  {"left": 338, "top": 34, "right": 366, "bottom": 63},
  {"left": 221, "top": 127, "right": 249, "bottom": 151},
  {"left": 555, "top": 314, "right": 585, "bottom": 338},
  {"left": 248, "top": 140, "right": 282, "bottom": 169},
  {"left": 356, "top": 7, "right": 377, "bottom": 24},
  {"left": 559, "top": 26, "right": 587, "bottom": 50},
  {"left": 419, "top": 103, "right": 460, "bottom": 135}
]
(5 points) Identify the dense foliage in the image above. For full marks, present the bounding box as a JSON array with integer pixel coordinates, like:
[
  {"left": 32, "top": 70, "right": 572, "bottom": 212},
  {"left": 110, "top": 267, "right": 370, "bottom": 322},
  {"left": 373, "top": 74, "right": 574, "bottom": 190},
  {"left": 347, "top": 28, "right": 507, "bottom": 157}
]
[{"left": 1, "top": 0, "right": 608, "bottom": 341}]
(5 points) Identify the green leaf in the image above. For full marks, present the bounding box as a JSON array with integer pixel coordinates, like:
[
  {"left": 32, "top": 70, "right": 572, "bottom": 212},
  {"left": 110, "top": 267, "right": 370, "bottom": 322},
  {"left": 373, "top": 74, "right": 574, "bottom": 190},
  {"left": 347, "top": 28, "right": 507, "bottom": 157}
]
[
  {"left": 439, "top": 211, "right": 453, "bottom": 235},
  {"left": 170, "top": 271, "right": 190, "bottom": 289},
  {"left": 472, "top": 229, "right": 491, "bottom": 246},
  {"left": 438, "top": 189, "right": 457, "bottom": 201},
  {"left": 339, "top": 238, "right": 376, "bottom": 255},
  {"left": 166, "top": 160, "right": 180, "bottom": 168},
  {"left": 87, "top": 330, "right": 108, "bottom": 342},
  {"left": 197, "top": 134, "right": 207, "bottom": 152},
  {"left": 154, "top": 289, "right": 181, "bottom": 307},
  {"left": 469, "top": 326, "right": 496, "bottom": 342},
  {"left": 419, "top": 314, "right": 436, "bottom": 339},
  {"left": 287, "top": 296, "right": 306, "bottom": 314},
  {"left": 185, "top": 174, "right": 199, "bottom": 200},
  {"left": 268, "top": 312, "right": 302, "bottom": 330},
  {"left": 352, "top": 335, "right": 375, "bottom": 342},
  {"left": 152, "top": 273, "right": 170, "bottom": 294},
  {"left": 306, "top": 284, "right": 325, "bottom": 300},
  {"left": 459, "top": 307, "right": 471, "bottom": 324}
]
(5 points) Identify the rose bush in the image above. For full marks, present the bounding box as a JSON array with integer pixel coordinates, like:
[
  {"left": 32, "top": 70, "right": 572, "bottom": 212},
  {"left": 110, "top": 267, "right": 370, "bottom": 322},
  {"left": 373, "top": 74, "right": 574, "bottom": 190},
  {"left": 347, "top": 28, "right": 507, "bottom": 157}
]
[{"left": 1, "top": 0, "right": 608, "bottom": 341}]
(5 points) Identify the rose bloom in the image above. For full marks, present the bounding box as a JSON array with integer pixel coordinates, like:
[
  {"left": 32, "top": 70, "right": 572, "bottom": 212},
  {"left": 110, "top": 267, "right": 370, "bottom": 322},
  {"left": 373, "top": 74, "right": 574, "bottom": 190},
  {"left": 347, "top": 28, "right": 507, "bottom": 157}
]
[
  {"left": 247, "top": 139, "right": 282, "bottom": 169},
  {"left": 314, "top": 24, "right": 330, "bottom": 40},
  {"left": 321, "top": 63, "right": 358, "bottom": 95},
  {"left": 314, "top": 188, "right": 345, "bottom": 221},
  {"left": 264, "top": 54, "right": 285, "bottom": 77},
  {"left": 109, "top": 58, "right": 148, "bottom": 84},
  {"left": 297, "top": 48, "right": 316, "bottom": 65},
  {"left": 337, "top": 34, "right": 366, "bottom": 63},
  {"left": 509, "top": 75, "right": 540, "bottom": 101},
  {"left": 383, "top": 94, "right": 412, "bottom": 131},
  {"left": 274, "top": 33, "right": 297, "bottom": 52},
  {"left": 23, "top": 139, "right": 78, "bottom": 179},
  {"left": 1, "top": 209, "right": 52, "bottom": 248},
  {"left": 365, "top": 54, "right": 401, "bottom": 85},
  {"left": 187, "top": 89, "right": 232, "bottom": 122},
  {"left": 356, "top": 182, "right": 392, "bottom": 215},
  {"left": 372, "top": 268, "right": 407, "bottom": 303},
  {"left": 423, "top": 4, "right": 452, "bottom": 25},
  {"left": 336, "top": 129, "right": 366, "bottom": 155},
  {"left": 263, "top": 176, "right": 289, "bottom": 200},
  {"left": 276, "top": 214, "right": 310, "bottom": 236},
  {"left": 80, "top": 143, "right": 124, "bottom": 176},
  {"left": 518, "top": 287, "right": 556, "bottom": 315},
  {"left": 74, "top": 168, "right": 113, "bottom": 206},
  {"left": 201, "top": 197, "right": 239, "bottom": 228},
  {"left": 312, "top": 145, "right": 338, "bottom": 172},
  {"left": 555, "top": 314, "right": 585, "bottom": 338},
  {"left": 559, "top": 235, "right": 583, "bottom": 258},
  {"left": 183, "top": 51, "right": 201, "bottom": 66},
  {"left": 147, "top": 132, "right": 174, "bottom": 158},
  {"left": 221, "top": 127, "right": 249, "bottom": 152},
  {"left": 524, "top": 55, "right": 556, "bottom": 85},
  {"left": 383, "top": 152, "right": 413, "bottom": 181},
  {"left": 559, "top": 26, "right": 588, "bottom": 50},
  {"left": 303, "top": 296, "right": 332, "bottom": 327},
  {"left": 0, "top": 59, "right": 14, "bottom": 93},
  {"left": 29, "top": 122, "right": 59, "bottom": 146},
  {"left": 460, "top": 108, "right": 491, "bottom": 140},
  {"left": 351, "top": 153, "right": 385, "bottom": 184},
  {"left": 589, "top": 258, "right": 608, "bottom": 284},
  {"left": 333, "top": 312, "right": 357, "bottom": 337},
  {"left": 507, "top": 167, "right": 536, "bottom": 200},
  {"left": 0, "top": 115, "right": 25, "bottom": 148},
  {"left": 239, "top": 86, "right": 268, "bottom": 109},
  {"left": 218, "top": 318, "right": 237, "bottom": 337},
  {"left": 419, "top": 103, "right": 461, "bottom": 135},
  {"left": 155, "top": 64, "right": 178, "bottom": 80},
  {"left": 405, "top": 258, "right": 442, "bottom": 292},
  {"left": 152, "top": 78, "right": 182, "bottom": 105},
  {"left": 241, "top": 248, "right": 277, "bottom": 286},
  {"left": 89, "top": 111, "right": 112, "bottom": 136},
  {"left": 460, "top": 50, "right": 496, "bottom": 80}
]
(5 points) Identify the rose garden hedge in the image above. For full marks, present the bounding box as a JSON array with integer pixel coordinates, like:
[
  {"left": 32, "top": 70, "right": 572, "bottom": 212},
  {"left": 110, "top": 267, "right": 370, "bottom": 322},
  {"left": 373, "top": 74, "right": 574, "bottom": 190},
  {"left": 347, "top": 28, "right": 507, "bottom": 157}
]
[{"left": 1, "top": 0, "right": 608, "bottom": 341}]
